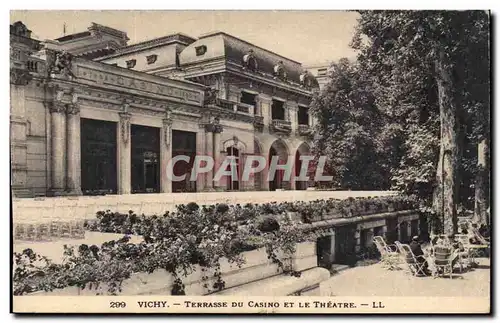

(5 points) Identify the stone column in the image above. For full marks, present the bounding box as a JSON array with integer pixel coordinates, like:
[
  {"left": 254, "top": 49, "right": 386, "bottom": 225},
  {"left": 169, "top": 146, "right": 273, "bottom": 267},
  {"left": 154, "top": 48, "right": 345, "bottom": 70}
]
[
  {"left": 195, "top": 129, "right": 206, "bottom": 191},
  {"left": 407, "top": 221, "right": 412, "bottom": 240},
  {"left": 366, "top": 228, "right": 375, "bottom": 248},
  {"left": 382, "top": 225, "right": 388, "bottom": 239},
  {"left": 354, "top": 226, "right": 361, "bottom": 253},
  {"left": 118, "top": 112, "right": 132, "bottom": 194},
  {"left": 260, "top": 143, "right": 270, "bottom": 191},
  {"left": 258, "top": 94, "right": 272, "bottom": 132},
  {"left": 204, "top": 129, "right": 214, "bottom": 191},
  {"left": 160, "top": 116, "right": 172, "bottom": 193},
  {"left": 397, "top": 221, "right": 403, "bottom": 242},
  {"left": 288, "top": 101, "right": 299, "bottom": 134},
  {"left": 66, "top": 102, "right": 82, "bottom": 195},
  {"left": 330, "top": 230, "right": 336, "bottom": 264},
  {"left": 49, "top": 102, "right": 67, "bottom": 195},
  {"left": 213, "top": 129, "right": 223, "bottom": 190}
]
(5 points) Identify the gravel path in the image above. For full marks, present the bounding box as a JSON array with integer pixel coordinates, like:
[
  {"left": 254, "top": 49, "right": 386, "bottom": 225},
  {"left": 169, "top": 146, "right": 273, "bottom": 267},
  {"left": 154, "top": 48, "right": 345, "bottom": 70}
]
[{"left": 321, "top": 258, "right": 490, "bottom": 297}]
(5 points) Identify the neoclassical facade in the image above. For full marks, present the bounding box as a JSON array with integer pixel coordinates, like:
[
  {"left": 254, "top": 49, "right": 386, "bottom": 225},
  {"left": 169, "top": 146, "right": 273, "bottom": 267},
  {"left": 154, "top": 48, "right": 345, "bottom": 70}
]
[{"left": 10, "top": 22, "right": 320, "bottom": 197}]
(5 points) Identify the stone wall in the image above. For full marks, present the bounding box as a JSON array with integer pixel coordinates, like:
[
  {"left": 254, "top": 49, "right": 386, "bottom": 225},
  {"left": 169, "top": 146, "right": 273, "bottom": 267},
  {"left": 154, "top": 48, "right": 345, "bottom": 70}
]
[{"left": 22, "top": 240, "right": 328, "bottom": 296}]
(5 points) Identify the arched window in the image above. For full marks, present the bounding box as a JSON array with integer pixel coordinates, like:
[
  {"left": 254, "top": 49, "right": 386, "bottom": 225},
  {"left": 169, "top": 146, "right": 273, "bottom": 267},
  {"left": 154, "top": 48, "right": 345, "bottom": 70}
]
[{"left": 226, "top": 146, "right": 240, "bottom": 191}]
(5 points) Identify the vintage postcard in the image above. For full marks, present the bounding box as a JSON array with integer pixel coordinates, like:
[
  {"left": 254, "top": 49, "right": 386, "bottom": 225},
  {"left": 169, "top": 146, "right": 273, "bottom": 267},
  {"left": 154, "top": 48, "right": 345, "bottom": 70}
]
[{"left": 10, "top": 9, "right": 491, "bottom": 314}]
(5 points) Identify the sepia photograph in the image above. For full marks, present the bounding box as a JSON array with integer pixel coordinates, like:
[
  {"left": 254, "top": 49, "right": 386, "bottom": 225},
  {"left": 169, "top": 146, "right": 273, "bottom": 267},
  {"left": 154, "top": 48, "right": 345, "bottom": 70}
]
[{"left": 9, "top": 8, "right": 491, "bottom": 314}]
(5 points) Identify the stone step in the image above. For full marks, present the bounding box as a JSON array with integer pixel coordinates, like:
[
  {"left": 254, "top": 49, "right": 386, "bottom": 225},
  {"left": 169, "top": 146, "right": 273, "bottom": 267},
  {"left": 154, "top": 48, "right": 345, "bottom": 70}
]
[
  {"left": 212, "top": 267, "right": 330, "bottom": 296},
  {"left": 12, "top": 189, "right": 34, "bottom": 198},
  {"left": 331, "top": 264, "right": 350, "bottom": 274}
]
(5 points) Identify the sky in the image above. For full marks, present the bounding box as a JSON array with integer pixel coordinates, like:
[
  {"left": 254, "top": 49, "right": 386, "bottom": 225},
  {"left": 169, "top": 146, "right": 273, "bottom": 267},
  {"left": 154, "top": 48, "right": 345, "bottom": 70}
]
[{"left": 10, "top": 10, "right": 360, "bottom": 65}]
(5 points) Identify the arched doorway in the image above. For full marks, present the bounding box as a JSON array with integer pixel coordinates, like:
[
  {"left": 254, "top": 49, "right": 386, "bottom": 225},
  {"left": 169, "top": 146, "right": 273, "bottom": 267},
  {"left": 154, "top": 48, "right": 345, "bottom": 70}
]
[
  {"left": 295, "top": 142, "right": 311, "bottom": 190},
  {"left": 268, "top": 139, "right": 289, "bottom": 191}
]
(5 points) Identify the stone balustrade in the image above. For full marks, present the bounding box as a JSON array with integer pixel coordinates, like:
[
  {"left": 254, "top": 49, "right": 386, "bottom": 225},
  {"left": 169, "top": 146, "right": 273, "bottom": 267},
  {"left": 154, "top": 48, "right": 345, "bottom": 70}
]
[{"left": 271, "top": 119, "right": 292, "bottom": 134}]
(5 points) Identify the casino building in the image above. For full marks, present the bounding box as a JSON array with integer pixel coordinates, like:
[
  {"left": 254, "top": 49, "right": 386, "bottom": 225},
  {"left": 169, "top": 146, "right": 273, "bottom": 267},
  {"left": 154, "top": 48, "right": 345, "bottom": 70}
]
[{"left": 10, "top": 21, "right": 320, "bottom": 198}]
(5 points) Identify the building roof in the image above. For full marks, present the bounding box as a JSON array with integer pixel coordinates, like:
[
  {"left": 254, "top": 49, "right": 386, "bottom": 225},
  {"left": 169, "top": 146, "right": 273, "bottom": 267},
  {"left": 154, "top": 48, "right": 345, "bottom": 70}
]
[
  {"left": 55, "top": 23, "right": 129, "bottom": 43},
  {"left": 55, "top": 31, "right": 92, "bottom": 42},
  {"left": 96, "top": 33, "right": 197, "bottom": 61},
  {"left": 179, "top": 31, "right": 306, "bottom": 83}
]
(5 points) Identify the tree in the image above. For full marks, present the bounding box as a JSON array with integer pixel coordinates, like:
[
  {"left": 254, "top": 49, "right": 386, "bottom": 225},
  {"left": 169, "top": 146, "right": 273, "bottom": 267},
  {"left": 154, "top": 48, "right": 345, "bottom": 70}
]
[
  {"left": 351, "top": 11, "right": 490, "bottom": 235},
  {"left": 309, "top": 58, "right": 394, "bottom": 190}
]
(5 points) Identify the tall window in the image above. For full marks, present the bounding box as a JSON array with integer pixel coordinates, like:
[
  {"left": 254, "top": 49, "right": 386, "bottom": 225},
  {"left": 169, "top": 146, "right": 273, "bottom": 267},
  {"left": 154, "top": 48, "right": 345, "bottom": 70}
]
[
  {"left": 298, "top": 106, "right": 309, "bottom": 125},
  {"left": 271, "top": 99, "right": 285, "bottom": 120},
  {"left": 241, "top": 92, "right": 256, "bottom": 105},
  {"left": 226, "top": 147, "right": 240, "bottom": 191}
]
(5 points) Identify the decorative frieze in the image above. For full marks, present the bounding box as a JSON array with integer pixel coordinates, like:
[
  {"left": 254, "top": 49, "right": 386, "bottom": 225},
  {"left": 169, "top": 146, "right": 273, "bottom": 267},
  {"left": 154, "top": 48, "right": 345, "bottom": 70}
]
[
  {"left": 10, "top": 68, "right": 32, "bottom": 86},
  {"left": 76, "top": 65, "right": 202, "bottom": 103}
]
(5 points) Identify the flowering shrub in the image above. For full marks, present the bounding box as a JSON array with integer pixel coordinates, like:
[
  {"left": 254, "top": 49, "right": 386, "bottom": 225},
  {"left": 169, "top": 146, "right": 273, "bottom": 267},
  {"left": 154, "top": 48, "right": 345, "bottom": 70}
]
[
  {"left": 86, "top": 195, "right": 418, "bottom": 232},
  {"left": 14, "top": 204, "right": 311, "bottom": 296},
  {"left": 13, "top": 195, "right": 418, "bottom": 296}
]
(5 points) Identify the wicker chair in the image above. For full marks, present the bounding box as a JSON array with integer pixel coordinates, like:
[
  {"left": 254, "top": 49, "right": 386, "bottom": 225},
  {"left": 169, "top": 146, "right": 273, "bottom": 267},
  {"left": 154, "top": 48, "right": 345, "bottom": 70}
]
[
  {"left": 432, "top": 246, "right": 455, "bottom": 279},
  {"left": 373, "top": 236, "right": 401, "bottom": 270},
  {"left": 396, "top": 242, "right": 428, "bottom": 277}
]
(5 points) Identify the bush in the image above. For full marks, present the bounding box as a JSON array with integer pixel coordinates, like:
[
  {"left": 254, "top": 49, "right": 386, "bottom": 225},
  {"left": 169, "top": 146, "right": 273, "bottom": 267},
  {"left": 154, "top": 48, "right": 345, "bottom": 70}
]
[{"left": 258, "top": 216, "right": 280, "bottom": 232}]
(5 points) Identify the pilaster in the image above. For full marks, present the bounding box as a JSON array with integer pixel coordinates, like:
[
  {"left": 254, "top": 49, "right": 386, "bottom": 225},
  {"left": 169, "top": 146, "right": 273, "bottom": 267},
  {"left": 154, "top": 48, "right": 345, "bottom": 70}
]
[
  {"left": 202, "top": 115, "right": 223, "bottom": 191},
  {"left": 213, "top": 129, "right": 223, "bottom": 190},
  {"left": 287, "top": 101, "right": 299, "bottom": 135},
  {"left": 48, "top": 101, "right": 67, "bottom": 196},
  {"left": 195, "top": 129, "right": 206, "bottom": 191},
  {"left": 66, "top": 98, "right": 82, "bottom": 196},
  {"left": 204, "top": 129, "right": 214, "bottom": 191},
  {"left": 118, "top": 112, "right": 132, "bottom": 194},
  {"left": 258, "top": 94, "right": 272, "bottom": 133},
  {"left": 160, "top": 113, "right": 173, "bottom": 193}
]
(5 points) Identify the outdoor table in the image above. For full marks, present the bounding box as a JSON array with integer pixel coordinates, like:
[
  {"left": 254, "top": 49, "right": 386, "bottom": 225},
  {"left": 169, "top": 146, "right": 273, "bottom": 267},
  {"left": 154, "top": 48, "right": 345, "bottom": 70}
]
[{"left": 465, "top": 244, "right": 489, "bottom": 265}]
